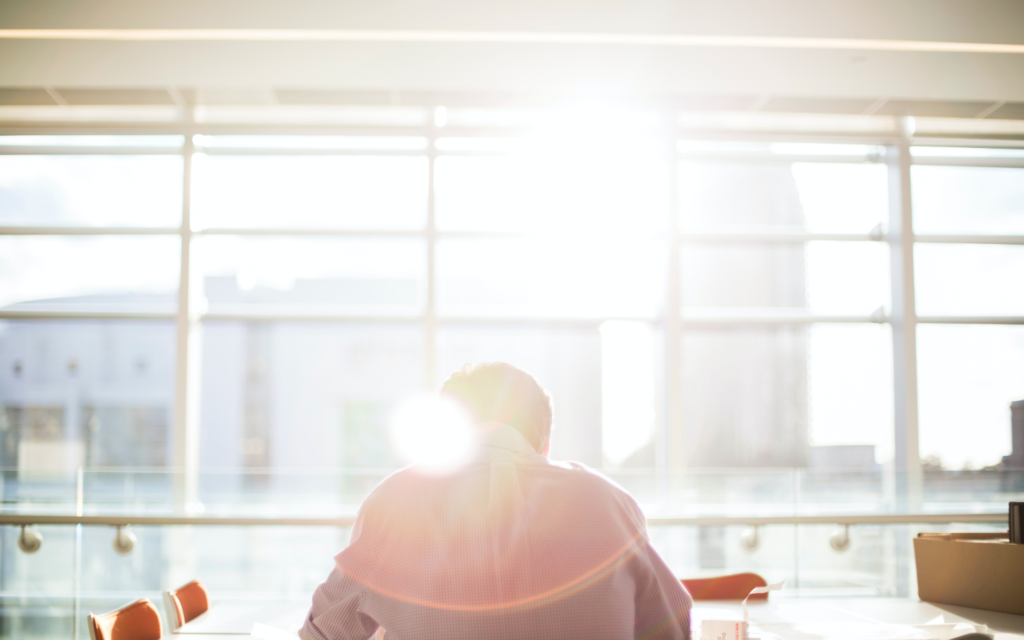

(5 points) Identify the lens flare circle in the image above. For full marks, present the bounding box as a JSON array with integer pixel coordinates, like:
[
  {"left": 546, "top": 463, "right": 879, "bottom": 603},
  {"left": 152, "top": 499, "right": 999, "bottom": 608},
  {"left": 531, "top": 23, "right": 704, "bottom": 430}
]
[{"left": 389, "top": 394, "right": 476, "bottom": 473}]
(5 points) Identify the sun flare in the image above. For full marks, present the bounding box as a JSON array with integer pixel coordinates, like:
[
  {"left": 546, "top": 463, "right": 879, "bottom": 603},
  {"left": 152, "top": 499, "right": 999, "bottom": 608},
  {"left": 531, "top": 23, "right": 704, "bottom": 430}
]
[{"left": 389, "top": 394, "right": 477, "bottom": 473}]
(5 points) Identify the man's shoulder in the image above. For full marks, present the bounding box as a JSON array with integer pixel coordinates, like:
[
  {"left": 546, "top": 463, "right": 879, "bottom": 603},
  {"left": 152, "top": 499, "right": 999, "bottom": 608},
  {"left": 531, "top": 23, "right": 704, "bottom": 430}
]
[
  {"left": 367, "top": 459, "right": 632, "bottom": 499},
  {"left": 357, "top": 460, "right": 647, "bottom": 537},
  {"left": 360, "top": 465, "right": 427, "bottom": 505},
  {"left": 541, "top": 459, "right": 642, "bottom": 508}
]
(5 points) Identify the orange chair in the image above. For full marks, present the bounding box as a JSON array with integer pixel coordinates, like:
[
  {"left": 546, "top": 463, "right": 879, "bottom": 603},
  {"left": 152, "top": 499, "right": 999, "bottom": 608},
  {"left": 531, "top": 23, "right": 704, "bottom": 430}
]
[
  {"left": 87, "top": 599, "right": 163, "bottom": 640},
  {"left": 681, "top": 572, "right": 769, "bottom": 601},
  {"left": 162, "top": 580, "right": 210, "bottom": 632}
]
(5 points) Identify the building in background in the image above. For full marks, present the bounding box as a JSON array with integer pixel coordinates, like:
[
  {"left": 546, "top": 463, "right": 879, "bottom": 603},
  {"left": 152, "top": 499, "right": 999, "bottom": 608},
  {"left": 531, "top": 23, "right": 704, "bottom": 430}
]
[
  {"left": 680, "top": 164, "right": 810, "bottom": 467},
  {"left": 0, "top": 305, "right": 176, "bottom": 478}
]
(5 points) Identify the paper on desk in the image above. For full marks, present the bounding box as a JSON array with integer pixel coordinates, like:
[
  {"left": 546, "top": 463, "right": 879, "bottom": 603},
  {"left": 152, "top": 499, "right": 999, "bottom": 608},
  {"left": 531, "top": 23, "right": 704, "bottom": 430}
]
[
  {"left": 911, "top": 615, "right": 991, "bottom": 640},
  {"left": 251, "top": 623, "right": 300, "bottom": 640},
  {"left": 698, "top": 581, "right": 785, "bottom": 640},
  {"left": 743, "top": 581, "right": 785, "bottom": 623},
  {"left": 752, "top": 622, "right": 944, "bottom": 640}
]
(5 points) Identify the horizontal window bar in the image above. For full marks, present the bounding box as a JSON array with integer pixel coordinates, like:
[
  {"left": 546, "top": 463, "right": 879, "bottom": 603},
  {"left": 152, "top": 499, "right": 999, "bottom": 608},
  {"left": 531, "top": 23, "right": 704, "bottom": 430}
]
[
  {"left": 436, "top": 316, "right": 651, "bottom": 327},
  {"left": 910, "top": 146, "right": 1024, "bottom": 160},
  {"left": 193, "top": 134, "right": 429, "bottom": 151},
  {"left": 680, "top": 229, "right": 883, "bottom": 243},
  {"left": 914, "top": 234, "right": 1024, "bottom": 245},
  {"left": 911, "top": 156, "right": 1024, "bottom": 169},
  {"left": 0, "top": 227, "right": 523, "bottom": 238},
  {"left": 0, "top": 512, "right": 1006, "bottom": 528},
  {"left": 204, "top": 314, "right": 651, "bottom": 326},
  {"left": 199, "top": 147, "right": 428, "bottom": 156},
  {"left": 917, "top": 315, "right": 1024, "bottom": 325},
  {"left": 681, "top": 310, "right": 886, "bottom": 325},
  {"left": 2, "top": 228, "right": 1019, "bottom": 245},
  {"left": 0, "top": 226, "right": 181, "bottom": 235},
  {"left": 201, "top": 310, "right": 422, "bottom": 323},
  {"left": 194, "top": 227, "right": 425, "bottom": 237},
  {"left": 0, "top": 146, "right": 183, "bottom": 155},
  {"left": 0, "top": 125, "right": 510, "bottom": 137},
  {"left": 677, "top": 152, "right": 884, "bottom": 165},
  {"left": 431, "top": 148, "right": 524, "bottom": 157},
  {"left": 7, "top": 310, "right": 1022, "bottom": 326},
  {"left": 0, "top": 309, "right": 901, "bottom": 324},
  {"left": 193, "top": 228, "right": 667, "bottom": 240},
  {"left": 911, "top": 137, "right": 1024, "bottom": 150},
  {"left": 0, "top": 308, "right": 176, "bottom": 320}
]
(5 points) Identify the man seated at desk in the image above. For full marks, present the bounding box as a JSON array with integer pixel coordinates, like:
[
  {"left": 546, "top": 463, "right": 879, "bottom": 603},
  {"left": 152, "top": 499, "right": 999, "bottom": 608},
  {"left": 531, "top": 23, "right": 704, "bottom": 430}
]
[{"left": 301, "top": 362, "right": 692, "bottom": 640}]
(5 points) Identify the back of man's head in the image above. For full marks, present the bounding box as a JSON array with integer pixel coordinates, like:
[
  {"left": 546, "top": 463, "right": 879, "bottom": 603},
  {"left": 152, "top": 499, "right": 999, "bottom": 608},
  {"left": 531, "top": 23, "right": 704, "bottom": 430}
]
[{"left": 440, "top": 363, "right": 552, "bottom": 453}]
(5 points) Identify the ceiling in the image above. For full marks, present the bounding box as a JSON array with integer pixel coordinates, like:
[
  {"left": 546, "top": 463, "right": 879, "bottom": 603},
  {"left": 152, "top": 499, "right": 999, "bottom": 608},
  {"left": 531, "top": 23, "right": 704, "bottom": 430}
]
[{"left": 1, "top": 0, "right": 1023, "bottom": 104}]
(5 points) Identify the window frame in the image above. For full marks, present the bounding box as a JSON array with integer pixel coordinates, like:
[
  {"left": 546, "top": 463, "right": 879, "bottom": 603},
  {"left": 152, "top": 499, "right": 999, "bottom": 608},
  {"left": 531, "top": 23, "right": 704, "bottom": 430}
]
[{"left": 2, "top": 123, "right": 1023, "bottom": 507}]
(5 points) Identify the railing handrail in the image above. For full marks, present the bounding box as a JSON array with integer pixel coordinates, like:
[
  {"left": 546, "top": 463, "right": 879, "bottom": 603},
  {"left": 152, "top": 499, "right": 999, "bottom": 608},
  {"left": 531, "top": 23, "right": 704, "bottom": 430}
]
[{"left": 0, "top": 512, "right": 1007, "bottom": 528}]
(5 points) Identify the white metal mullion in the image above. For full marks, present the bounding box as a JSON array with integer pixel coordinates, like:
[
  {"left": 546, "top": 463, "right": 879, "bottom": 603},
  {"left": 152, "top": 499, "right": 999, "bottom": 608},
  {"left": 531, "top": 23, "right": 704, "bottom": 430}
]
[
  {"left": 911, "top": 137, "right": 1024, "bottom": 150},
  {"left": 172, "top": 135, "right": 195, "bottom": 512},
  {"left": 910, "top": 156, "right": 1024, "bottom": 169},
  {"left": 8, "top": 226, "right": 1020, "bottom": 244},
  {"left": 0, "top": 310, "right": 912, "bottom": 323},
  {"left": 664, "top": 132, "right": 683, "bottom": 499},
  {"left": 193, "top": 228, "right": 423, "bottom": 237},
  {"left": 680, "top": 313, "right": 883, "bottom": 325},
  {"left": 887, "top": 120, "right": 922, "bottom": 598},
  {"left": 917, "top": 316, "right": 1024, "bottom": 324},
  {"left": 0, "top": 310, "right": 175, "bottom": 321},
  {"left": 0, "top": 146, "right": 181, "bottom": 155},
  {"left": 887, "top": 128, "right": 923, "bottom": 498},
  {"left": 199, "top": 148, "right": 426, "bottom": 157},
  {"left": 425, "top": 139, "right": 438, "bottom": 389},
  {"left": 9, "top": 310, "right": 1018, "bottom": 324},
  {"left": 914, "top": 234, "right": 1024, "bottom": 245},
  {"left": 680, "top": 230, "right": 881, "bottom": 243},
  {"left": 0, "top": 226, "right": 180, "bottom": 235},
  {"left": 677, "top": 153, "right": 884, "bottom": 165}
]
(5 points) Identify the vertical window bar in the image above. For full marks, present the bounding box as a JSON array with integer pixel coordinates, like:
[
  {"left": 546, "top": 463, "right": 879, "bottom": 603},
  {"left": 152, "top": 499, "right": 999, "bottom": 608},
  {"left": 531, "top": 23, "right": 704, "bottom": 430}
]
[
  {"left": 887, "top": 118, "right": 923, "bottom": 596},
  {"left": 173, "top": 134, "right": 195, "bottom": 511},
  {"left": 425, "top": 136, "right": 438, "bottom": 389},
  {"left": 663, "top": 131, "right": 683, "bottom": 504}
]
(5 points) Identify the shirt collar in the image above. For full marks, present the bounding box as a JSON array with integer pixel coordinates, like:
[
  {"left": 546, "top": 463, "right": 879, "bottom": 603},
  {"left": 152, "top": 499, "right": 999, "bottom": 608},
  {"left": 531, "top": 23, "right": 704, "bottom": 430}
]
[{"left": 476, "top": 422, "right": 546, "bottom": 464}]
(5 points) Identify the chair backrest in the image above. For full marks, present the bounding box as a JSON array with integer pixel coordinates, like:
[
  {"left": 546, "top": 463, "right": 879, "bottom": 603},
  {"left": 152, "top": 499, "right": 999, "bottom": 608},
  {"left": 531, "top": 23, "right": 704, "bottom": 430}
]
[
  {"left": 164, "top": 579, "right": 210, "bottom": 630},
  {"left": 681, "top": 572, "right": 769, "bottom": 601},
  {"left": 87, "top": 599, "right": 162, "bottom": 640}
]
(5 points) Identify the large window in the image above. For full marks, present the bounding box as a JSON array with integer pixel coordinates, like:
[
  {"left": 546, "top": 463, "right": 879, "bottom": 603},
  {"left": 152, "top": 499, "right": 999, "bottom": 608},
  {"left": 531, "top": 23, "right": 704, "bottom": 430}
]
[
  {"left": 2, "top": 131, "right": 1022, "bottom": 485},
  {"left": 912, "top": 150, "right": 1024, "bottom": 469},
  {"left": 1, "top": 119, "right": 1022, "bottom": 633}
]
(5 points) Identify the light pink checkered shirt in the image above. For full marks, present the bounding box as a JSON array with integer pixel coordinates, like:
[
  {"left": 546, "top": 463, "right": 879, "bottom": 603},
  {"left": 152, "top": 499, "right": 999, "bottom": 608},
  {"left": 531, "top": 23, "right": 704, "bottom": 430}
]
[{"left": 300, "top": 424, "right": 692, "bottom": 640}]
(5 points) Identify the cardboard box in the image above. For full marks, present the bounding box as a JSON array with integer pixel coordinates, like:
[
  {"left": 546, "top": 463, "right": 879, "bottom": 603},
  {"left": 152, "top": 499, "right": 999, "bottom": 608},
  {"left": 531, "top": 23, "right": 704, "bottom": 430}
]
[{"left": 914, "top": 532, "right": 1024, "bottom": 615}]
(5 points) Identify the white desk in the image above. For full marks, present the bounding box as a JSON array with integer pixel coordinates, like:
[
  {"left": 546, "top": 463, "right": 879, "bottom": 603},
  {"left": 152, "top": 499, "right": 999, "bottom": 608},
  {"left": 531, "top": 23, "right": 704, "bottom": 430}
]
[
  {"left": 174, "top": 598, "right": 1024, "bottom": 638},
  {"left": 697, "top": 599, "right": 1024, "bottom": 640},
  {"left": 175, "top": 601, "right": 308, "bottom": 635}
]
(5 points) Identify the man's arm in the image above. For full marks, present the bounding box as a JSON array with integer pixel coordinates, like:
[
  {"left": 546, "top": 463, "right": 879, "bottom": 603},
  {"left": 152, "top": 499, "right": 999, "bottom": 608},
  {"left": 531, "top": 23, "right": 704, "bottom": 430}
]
[
  {"left": 299, "top": 564, "right": 380, "bottom": 640},
  {"left": 632, "top": 541, "right": 693, "bottom": 640},
  {"left": 300, "top": 507, "right": 381, "bottom": 640},
  {"left": 621, "top": 496, "right": 692, "bottom": 640}
]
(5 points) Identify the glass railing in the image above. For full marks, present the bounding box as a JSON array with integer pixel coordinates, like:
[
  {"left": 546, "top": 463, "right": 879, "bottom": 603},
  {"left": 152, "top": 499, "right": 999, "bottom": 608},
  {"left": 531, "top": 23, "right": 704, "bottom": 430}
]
[
  {"left": 7, "top": 467, "right": 1021, "bottom": 517},
  {"left": 1, "top": 467, "right": 1019, "bottom": 640}
]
